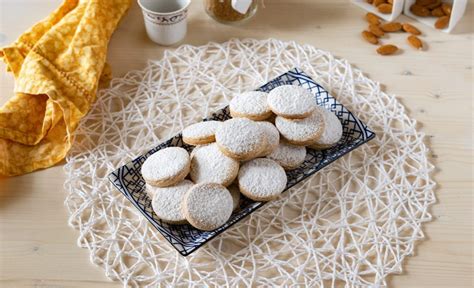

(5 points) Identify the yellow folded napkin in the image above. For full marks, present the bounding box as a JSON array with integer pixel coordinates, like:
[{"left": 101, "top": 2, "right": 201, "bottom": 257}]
[{"left": 0, "top": 0, "right": 130, "bottom": 176}]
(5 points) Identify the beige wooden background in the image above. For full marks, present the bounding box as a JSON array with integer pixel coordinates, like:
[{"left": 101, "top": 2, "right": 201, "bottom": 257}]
[{"left": 0, "top": 0, "right": 473, "bottom": 287}]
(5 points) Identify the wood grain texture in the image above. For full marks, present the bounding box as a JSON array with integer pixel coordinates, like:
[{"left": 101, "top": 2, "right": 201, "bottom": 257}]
[{"left": 0, "top": 0, "right": 473, "bottom": 287}]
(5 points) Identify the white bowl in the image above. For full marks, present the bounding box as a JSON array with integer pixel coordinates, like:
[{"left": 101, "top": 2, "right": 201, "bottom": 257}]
[
  {"left": 352, "top": 0, "right": 405, "bottom": 22},
  {"left": 403, "top": 0, "right": 467, "bottom": 33}
]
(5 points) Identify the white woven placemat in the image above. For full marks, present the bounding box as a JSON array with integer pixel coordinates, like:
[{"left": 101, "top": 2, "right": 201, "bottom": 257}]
[{"left": 64, "top": 38, "right": 435, "bottom": 287}]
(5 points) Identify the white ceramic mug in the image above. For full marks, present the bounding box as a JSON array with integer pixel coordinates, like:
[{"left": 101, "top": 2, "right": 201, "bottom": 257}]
[{"left": 138, "top": 0, "right": 191, "bottom": 46}]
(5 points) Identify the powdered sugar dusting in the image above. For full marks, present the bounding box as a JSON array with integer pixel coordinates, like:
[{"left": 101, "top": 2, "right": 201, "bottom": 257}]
[
  {"left": 230, "top": 91, "right": 271, "bottom": 116},
  {"left": 151, "top": 180, "right": 193, "bottom": 223},
  {"left": 258, "top": 121, "right": 280, "bottom": 156},
  {"left": 215, "top": 118, "right": 264, "bottom": 156},
  {"left": 238, "top": 158, "right": 287, "bottom": 201},
  {"left": 190, "top": 143, "right": 239, "bottom": 186},
  {"left": 313, "top": 107, "right": 343, "bottom": 146},
  {"left": 267, "top": 142, "right": 306, "bottom": 170},
  {"left": 183, "top": 183, "right": 233, "bottom": 231},
  {"left": 182, "top": 121, "right": 220, "bottom": 142},
  {"left": 141, "top": 147, "right": 190, "bottom": 183},
  {"left": 268, "top": 85, "right": 316, "bottom": 117},
  {"left": 275, "top": 109, "right": 324, "bottom": 144}
]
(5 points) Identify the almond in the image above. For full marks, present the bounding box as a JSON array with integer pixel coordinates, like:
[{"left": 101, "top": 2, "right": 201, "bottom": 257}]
[
  {"left": 380, "top": 22, "right": 402, "bottom": 32},
  {"left": 387, "top": 0, "right": 393, "bottom": 3},
  {"left": 369, "top": 24, "right": 385, "bottom": 37},
  {"left": 402, "top": 23, "right": 421, "bottom": 35},
  {"left": 426, "top": 0, "right": 442, "bottom": 9},
  {"left": 377, "top": 3, "right": 393, "bottom": 14},
  {"left": 410, "top": 4, "right": 430, "bottom": 17},
  {"left": 441, "top": 3, "right": 452, "bottom": 16},
  {"left": 365, "top": 12, "right": 381, "bottom": 25},
  {"left": 367, "top": 0, "right": 374, "bottom": 3},
  {"left": 377, "top": 44, "right": 398, "bottom": 55},
  {"left": 362, "top": 31, "right": 379, "bottom": 44},
  {"left": 407, "top": 35, "right": 423, "bottom": 50},
  {"left": 415, "top": 0, "right": 436, "bottom": 6},
  {"left": 373, "top": 0, "right": 386, "bottom": 6},
  {"left": 431, "top": 7, "right": 445, "bottom": 17},
  {"left": 435, "top": 15, "right": 450, "bottom": 29}
]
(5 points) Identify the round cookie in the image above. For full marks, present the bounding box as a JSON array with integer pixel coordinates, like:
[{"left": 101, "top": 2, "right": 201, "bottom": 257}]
[
  {"left": 215, "top": 118, "right": 266, "bottom": 161},
  {"left": 258, "top": 121, "right": 280, "bottom": 156},
  {"left": 268, "top": 85, "right": 317, "bottom": 119},
  {"left": 190, "top": 143, "right": 239, "bottom": 186},
  {"left": 275, "top": 108, "right": 325, "bottom": 146},
  {"left": 238, "top": 158, "right": 287, "bottom": 201},
  {"left": 228, "top": 184, "right": 241, "bottom": 211},
  {"left": 182, "top": 183, "right": 233, "bottom": 231},
  {"left": 229, "top": 91, "right": 272, "bottom": 121},
  {"left": 151, "top": 180, "right": 193, "bottom": 224},
  {"left": 141, "top": 147, "right": 191, "bottom": 187},
  {"left": 308, "top": 107, "right": 343, "bottom": 149},
  {"left": 267, "top": 142, "right": 307, "bottom": 170},
  {"left": 182, "top": 120, "right": 220, "bottom": 145}
]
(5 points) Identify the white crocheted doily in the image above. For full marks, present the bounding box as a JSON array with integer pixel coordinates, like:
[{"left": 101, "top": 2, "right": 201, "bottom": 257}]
[{"left": 64, "top": 38, "right": 435, "bottom": 287}]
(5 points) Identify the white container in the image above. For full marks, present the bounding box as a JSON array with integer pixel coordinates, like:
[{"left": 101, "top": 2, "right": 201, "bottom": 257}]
[
  {"left": 352, "top": 0, "right": 405, "bottom": 21},
  {"left": 403, "top": 0, "right": 467, "bottom": 33},
  {"left": 138, "top": 0, "right": 191, "bottom": 46}
]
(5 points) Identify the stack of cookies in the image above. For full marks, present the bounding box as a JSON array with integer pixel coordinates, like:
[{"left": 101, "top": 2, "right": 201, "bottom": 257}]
[{"left": 141, "top": 85, "right": 343, "bottom": 231}]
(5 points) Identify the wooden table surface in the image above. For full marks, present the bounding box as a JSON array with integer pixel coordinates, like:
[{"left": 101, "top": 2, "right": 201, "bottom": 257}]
[{"left": 0, "top": 0, "right": 472, "bottom": 287}]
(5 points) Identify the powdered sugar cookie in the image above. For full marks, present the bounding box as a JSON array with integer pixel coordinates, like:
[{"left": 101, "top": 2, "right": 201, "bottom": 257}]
[
  {"left": 190, "top": 143, "right": 239, "bottom": 186},
  {"left": 182, "top": 120, "right": 220, "bottom": 145},
  {"left": 267, "top": 142, "right": 307, "bottom": 170},
  {"left": 275, "top": 108, "right": 325, "bottom": 146},
  {"left": 141, "top": 147, "right": 190, "bottom": 187},
  {"left": 229, "top": 91, "right": 272, "bottom": 121},
  {"left": 182, "top": 183, "right": 233, "bottom": 231},
  {"left": 151, "top": 180, "right": 193, "bottom": 224},
  {"left": 238, "top": 158, "right": 287, "bottom": 201},
  {"left": 228, "top": 184, "right": 241, "bottom": 211},
  {"left": 258, "top": 121, "right": 280, "bottom": 156},
  {"left": 215, "top": 118, "right": 266, "bottom": 161},
  {"left": 308, "top": 107, "right": 343, "bottom": 149},
  {"left": 268, "top": 85, "right": 317, "bottom": 119}
]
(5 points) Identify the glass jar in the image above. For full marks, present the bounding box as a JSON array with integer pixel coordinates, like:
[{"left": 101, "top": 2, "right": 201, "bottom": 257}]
[{"left": 205, "top": 0, "right": 258, "bottom": 24}]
